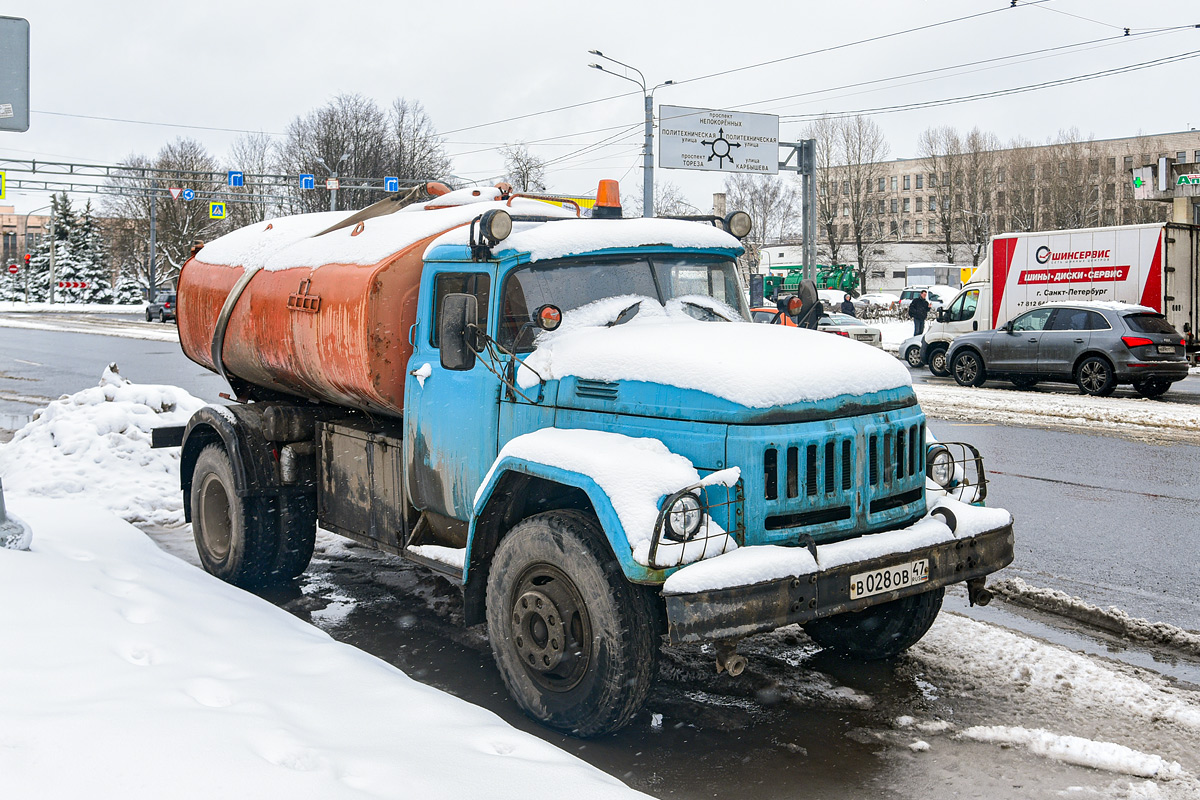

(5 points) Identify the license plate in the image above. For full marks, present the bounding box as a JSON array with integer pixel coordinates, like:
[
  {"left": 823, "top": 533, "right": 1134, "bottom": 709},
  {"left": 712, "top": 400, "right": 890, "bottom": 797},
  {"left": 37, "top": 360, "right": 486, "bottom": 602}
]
[
  {"left": 1157, "top": 345, "right": 1176, "bottom": 354},
  {"left": 849, "top": 559, "right": 929, "bottom": 599},
  {"left": 854, "top": 333, "right": 874, "bottom": 341}
]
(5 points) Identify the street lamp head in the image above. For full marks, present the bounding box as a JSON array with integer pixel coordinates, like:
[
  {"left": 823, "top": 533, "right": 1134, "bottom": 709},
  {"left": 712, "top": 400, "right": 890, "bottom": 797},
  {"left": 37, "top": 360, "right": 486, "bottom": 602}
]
[
  {"left": 588, "top": 63, "right": 603, "bottom": 71},
  {"left": 664, "top": 80, "right": 674, "bottom": 86},
  {"left": 588, "top": 49, "right": 603, "bottom": 56}
]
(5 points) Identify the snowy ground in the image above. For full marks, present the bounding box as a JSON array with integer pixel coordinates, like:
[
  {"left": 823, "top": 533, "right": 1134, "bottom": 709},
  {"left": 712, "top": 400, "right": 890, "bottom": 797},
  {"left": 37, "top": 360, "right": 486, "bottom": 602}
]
[
  {"left": 3, "top": 369, "right": 1200, "bottom": 798},
  {"left": 0, "top": 301, "right": 145, "bottom": 314}
]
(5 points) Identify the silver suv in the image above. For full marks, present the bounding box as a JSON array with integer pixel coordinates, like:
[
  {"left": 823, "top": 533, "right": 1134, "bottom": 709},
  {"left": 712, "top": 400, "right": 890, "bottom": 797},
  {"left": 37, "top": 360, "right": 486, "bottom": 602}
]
[{"left": 945, "top": 302, "right": 1189, "bottom": 398}]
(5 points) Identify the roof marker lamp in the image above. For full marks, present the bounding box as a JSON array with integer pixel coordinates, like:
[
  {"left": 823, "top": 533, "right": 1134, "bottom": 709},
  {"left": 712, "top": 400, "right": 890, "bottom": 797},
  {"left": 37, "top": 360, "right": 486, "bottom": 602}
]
[
  {"left": 664, "top": 492, "right": 703, "bottom": 542},
  {"left": 724, "top": 211, "right": 752, "bottom": 239},
  {"left": 593, "top": 179, "right": 623, "bottom": 219}
]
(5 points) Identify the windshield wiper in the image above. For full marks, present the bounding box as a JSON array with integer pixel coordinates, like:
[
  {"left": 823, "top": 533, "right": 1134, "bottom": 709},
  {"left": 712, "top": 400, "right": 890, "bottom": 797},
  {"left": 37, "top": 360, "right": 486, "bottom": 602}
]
[{"left": 607, "top": 301, "right": 642, "bottom": 327}]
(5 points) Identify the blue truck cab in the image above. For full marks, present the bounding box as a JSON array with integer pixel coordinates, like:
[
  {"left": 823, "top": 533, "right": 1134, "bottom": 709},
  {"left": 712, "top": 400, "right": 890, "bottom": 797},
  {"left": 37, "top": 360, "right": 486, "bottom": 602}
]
[{"left": 171, "top": 183, "right": 1014, "bottom": 737}]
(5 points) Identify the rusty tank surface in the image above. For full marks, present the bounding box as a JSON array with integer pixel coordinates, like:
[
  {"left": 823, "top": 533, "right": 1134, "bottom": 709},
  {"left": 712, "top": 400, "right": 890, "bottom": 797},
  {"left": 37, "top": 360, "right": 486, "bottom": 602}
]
[{"left": 177, "top": 184, "right": 574, "bottom": 417}]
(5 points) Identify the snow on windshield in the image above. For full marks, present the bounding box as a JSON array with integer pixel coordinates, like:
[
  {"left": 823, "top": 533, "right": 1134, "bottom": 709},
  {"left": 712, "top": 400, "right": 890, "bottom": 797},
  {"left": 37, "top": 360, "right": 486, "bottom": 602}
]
[{"left": 516, "top": 303, "right": 912, "bottom": 407}]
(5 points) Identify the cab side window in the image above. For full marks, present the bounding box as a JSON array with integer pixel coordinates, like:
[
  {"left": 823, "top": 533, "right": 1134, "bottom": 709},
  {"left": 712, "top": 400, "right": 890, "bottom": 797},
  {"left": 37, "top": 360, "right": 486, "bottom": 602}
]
[
  {"left": 431, "top": 272, "right": 490, "bottom": 347},
  {"left": 948, "top": 289, "right": 978, "bottom": 322}
]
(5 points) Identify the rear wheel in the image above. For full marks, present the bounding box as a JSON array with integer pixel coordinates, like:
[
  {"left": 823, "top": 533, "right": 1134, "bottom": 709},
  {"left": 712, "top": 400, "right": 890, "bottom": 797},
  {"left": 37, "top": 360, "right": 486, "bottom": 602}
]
[
  {"left": 803, "top": 587, "right": 944, "bottom": 660},
  {"left": 1133, "top": 378, "right": 1171, "bottom": 399},
  {"left": 1076, "top": 356, "right": 1116, "bottom": 396},
  {"left": 486, "top": 510, "right": 657, "bottom": 737},
  {"left": 927, "top": 344, "right": 949, "bottom": 377},
  {"left": 905, "top": 345, "right": 922, "bottom": 367},
  {"left": 952, "top": 349, "right": 986, "bottom": 387}
]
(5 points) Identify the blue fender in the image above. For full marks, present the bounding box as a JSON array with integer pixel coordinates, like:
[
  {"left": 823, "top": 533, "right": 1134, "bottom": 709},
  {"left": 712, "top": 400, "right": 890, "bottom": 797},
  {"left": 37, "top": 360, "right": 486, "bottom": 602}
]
[{"left": 467, "top": 456, "right": 666, "bottom": 587}]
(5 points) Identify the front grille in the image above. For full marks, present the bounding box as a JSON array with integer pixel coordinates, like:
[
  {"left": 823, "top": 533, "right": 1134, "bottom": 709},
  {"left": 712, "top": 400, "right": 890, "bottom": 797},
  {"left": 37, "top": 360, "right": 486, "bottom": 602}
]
[{"left": 740, "top": 412, "right": 927, "bottom": 545}]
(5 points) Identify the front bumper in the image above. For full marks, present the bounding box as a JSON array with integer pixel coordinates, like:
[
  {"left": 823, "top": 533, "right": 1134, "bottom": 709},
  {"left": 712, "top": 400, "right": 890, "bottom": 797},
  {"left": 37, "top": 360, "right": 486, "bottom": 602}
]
[{"left": 663, "top": 519, "right": 1014, "bottom": 644}]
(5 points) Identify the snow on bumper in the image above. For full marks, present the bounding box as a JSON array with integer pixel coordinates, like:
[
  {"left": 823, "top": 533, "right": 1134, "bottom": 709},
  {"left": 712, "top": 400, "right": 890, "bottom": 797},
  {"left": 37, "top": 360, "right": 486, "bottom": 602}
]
[{"left": 661, "top": 498, "right": 1014, "bottom": 644}]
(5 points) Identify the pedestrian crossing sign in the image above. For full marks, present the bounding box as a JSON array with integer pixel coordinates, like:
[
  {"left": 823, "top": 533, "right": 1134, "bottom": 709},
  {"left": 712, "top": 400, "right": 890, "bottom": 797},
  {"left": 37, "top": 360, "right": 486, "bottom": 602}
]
[
  {"left": 209, "top": 202, "right": 227, "bottom": 219},
  {"left": 0, "top": 170, "right": 6, "bottom": 199}
]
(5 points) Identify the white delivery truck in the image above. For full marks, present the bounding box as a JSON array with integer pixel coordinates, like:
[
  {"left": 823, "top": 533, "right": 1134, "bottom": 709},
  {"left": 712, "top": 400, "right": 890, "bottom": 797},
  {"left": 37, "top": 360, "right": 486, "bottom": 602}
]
[{"left": 920, "top": 222, "right": 1199, "bottom": 374}]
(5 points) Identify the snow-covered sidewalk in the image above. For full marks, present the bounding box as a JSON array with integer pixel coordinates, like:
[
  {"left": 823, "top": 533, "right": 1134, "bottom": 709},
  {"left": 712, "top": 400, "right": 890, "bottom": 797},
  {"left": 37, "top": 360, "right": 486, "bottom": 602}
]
[{"left": 0, "top": 496, "right": 645, "bottom": 799}]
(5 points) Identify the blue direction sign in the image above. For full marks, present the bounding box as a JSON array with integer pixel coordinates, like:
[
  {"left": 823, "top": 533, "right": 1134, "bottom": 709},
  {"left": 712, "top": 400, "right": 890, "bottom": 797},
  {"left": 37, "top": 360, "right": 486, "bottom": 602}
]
[
  {"left": 182, "top": 189, "right": 196, "bottom": 201},
  {"left": 384, "top": 176, "right": 400, "bottom": 193},
  {"left": 299, "top": 173, "right": 316, "bottom": 190},
  {"left": 228, "top": 170, "right": 244, "bottom": 187},
  {"left": 209, "top": 202, "right": 227, "bottom": 219}
]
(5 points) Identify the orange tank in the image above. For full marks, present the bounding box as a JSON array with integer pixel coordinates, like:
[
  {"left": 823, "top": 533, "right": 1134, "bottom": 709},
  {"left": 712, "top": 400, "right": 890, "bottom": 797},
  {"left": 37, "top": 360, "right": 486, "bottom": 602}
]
[{"left": 178, "top": 237, "right": 429, "bottom": 417}]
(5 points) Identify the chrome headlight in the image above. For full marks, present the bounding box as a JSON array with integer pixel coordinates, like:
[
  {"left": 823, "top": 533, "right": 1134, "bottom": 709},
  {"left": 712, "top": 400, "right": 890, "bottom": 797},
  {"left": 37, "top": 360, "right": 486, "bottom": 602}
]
[
  {"left": 664, "top": 492, "right": 704, "bottom": 542},
  {"left": 926, "top": 445, "right": 955, "bottom": 489}
]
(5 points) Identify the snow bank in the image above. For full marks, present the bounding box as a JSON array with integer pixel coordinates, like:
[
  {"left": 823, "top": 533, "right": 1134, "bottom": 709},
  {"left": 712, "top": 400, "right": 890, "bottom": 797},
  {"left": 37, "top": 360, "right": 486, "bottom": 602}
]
[
  {"left": 913, "top": 383, "right": 1200, "bottom": 439},
  {"left": 915, "top": 614, "right": 1200, "bottom": 732},
  {"left": 0, "top": 313, "right": 180, "bottom": 342},
  {"left": 0, "top": 301, "right": 145, "bottom": 314},
  {"left": 0, "top": 497, "right": 646, "bottom": 800},
  {"left": 662, "top": 499, "right": 1011, "bottom": 595},
  {"left": 478, "top": 428, "right": 738, "bottom": 567},
  {"left": 0, "top": 365, "right": 205, "bottom": 526},
  {"left": 991, "top": 577, "right": 1200, "bottom": 657},
  {"left": 959, "top": 726, "right": 1187, "bottom": 780},
  {"left": 517, "top": 299, "right": 912, "bottom": 408}
]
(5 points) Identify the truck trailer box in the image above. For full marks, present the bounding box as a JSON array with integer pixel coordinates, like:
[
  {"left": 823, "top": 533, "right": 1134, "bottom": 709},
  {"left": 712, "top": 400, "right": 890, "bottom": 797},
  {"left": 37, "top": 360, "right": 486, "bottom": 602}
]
[{"left": 920, "top": 222, "right": 1199, "bottom": 373}]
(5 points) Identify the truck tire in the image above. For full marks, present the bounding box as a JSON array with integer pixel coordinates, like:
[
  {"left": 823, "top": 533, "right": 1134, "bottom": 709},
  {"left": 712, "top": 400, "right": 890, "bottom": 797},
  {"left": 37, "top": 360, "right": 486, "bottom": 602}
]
[
  {"left": 951, "top": 349, "right": 986, "bottom": 387},
  {"left": 190, "top": 444, "right": 279, "bottom": 588},
  {"left": 802, "top": 586, "right": 944, "bottom": 660},
  {"left": 273, "top": 494, "right": 317, "bottom": 580},
  {"left": 486, "top": 510, "right": 657, "bottom": 737},
  {"left": 1076, "top": 356, "right": 1116, "bottom": 396},
  {"left": 927, "top": 344, "right": 949, "bottom": 377}
]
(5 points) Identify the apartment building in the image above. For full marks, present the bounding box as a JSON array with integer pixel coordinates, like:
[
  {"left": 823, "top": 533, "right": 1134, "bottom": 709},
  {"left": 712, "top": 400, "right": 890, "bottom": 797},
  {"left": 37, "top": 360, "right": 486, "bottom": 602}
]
[{"left": 0, "top": 205, "right": 50, "bottom": 267}]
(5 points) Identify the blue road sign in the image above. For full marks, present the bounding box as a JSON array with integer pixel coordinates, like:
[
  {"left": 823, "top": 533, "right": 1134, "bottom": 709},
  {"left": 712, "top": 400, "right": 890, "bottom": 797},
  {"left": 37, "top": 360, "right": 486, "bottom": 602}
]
[
  {"left": 299, "top": 173, "right": 315, "bottom": 190},
  {"left": 384, "top": 176, "right": 400, "bottom": 193},
  {"left": 228, "top": 170, "right": 244, "bottom": 187},
  {"left": 182, "top": 189, "right": 196, "bottom": 201}
]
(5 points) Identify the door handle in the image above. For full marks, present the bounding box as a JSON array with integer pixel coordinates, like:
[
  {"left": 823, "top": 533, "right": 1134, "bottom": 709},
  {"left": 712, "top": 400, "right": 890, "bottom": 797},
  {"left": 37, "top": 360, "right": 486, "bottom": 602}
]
[
  {"left": 1073, "top": 338, "right": 1084, "bottom": 343},
  {"left": 1028, "top": 338, "right": 1037, "bottom": 342}
]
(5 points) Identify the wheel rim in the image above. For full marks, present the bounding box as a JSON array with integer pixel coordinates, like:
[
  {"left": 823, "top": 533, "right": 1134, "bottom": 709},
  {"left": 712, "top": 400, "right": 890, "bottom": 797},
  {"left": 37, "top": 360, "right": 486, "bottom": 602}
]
[
  {"left": 510, "top": 564, "right": 591, "bottom": 693},
  {"left": 906, "top": 348, "right": 921, "bottom": 366},
  {"left": 954, "top": 355, "right": 978, "bottom": 384},
  {"left": 197, "top": 473, "right": 233, "bottom": 559},
  {"left": 1080, "top": 361, "right": 1107, "bottom": 392},
  {"left": 931, "top": 350, "right": 946, "bottom": 372}
]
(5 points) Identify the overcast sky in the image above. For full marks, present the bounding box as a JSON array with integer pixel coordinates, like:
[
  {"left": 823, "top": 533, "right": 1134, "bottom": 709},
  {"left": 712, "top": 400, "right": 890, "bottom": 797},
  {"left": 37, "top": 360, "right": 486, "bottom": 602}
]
[{"left": 2, "top": 0, "right": 1198, "bottom": 216}]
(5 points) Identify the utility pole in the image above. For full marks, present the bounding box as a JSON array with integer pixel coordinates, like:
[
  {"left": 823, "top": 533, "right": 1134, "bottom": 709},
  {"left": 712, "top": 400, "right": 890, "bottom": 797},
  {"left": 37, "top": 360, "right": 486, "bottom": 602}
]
[
  {"left": 148, "top": 192, "right": 157, "bottom": 299},
  {"left": 316, "top": 153, "right": 351, "bottom": 213},
  {"left": 588, "top": 51, "right": 673, "bottom": 218},
  {"left": 779, "top": 140, "right": 818, "bottom": 281},
  {"left": 47, "top": 204, "right": 56, "bottom": 304}
]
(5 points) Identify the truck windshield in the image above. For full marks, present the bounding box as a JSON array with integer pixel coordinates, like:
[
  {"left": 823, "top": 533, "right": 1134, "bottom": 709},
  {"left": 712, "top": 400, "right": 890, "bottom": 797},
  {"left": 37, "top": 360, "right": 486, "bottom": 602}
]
[{"left": 498, "top": 255, "right": 748, "bottom": 349}]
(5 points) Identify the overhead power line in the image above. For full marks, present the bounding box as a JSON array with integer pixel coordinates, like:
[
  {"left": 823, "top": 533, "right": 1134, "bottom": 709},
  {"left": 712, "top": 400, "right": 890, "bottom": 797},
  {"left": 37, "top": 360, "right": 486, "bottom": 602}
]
[{"left": 778, "top": 49, "right": 1200, "bottom": 122}]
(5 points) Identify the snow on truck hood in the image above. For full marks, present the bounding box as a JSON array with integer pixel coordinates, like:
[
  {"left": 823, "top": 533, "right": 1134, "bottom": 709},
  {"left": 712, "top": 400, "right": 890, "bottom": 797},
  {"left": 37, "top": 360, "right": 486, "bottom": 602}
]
[{"left": 517, "top": 299, "right": 912, "bottom": 408}]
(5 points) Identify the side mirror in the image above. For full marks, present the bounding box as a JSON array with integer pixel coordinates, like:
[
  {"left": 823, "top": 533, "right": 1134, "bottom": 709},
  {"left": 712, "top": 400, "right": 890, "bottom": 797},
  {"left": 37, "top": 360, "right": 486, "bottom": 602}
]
[
  {"left": 936, "top": 309, "right": 947, "bottom": 323},
  {"left": 439, "top": 293, "right": 479, "bottom": 371},
  {"left": 1004, "top": 320, "right": 1016, "bottom": 334},
  {"left": 793, "top": 279, "right": 822, "bottom": 330}
]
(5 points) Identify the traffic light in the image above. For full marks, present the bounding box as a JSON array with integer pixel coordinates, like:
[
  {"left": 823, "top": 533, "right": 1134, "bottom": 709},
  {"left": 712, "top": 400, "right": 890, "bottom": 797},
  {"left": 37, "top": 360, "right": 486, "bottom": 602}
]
[{"left": 24, "top": 253, "right": 31, "bottom": 266}]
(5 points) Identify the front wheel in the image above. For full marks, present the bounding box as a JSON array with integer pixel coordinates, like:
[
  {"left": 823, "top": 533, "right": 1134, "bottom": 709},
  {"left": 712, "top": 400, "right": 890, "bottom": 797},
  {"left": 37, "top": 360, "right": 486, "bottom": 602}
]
[
  {"left": 486, "top": 510, "right": 657, "bottom": 737},
  {"left": 1076, "top": 356, "right": 1116, "bottom": 396},
  {"left": 905, "top": 345, "right": 922, "bottom": 367},
  {"left": 927, "top": 344, "right": 949, "bottom": 377},
  {"left": 1133, "top": 378, "right": 1171, "bottom": 399},
  {"left": 952, "top": 350, "right": 986, "bottom": 387},
  {"left": 159, "top": 311, "right": 167, "bottom": 323},
  {"left": 145, "top": 309, "right": 153, "bottom": 322},
  {"left": 803, "top": 587, "right": 944, "bottom": 660}
]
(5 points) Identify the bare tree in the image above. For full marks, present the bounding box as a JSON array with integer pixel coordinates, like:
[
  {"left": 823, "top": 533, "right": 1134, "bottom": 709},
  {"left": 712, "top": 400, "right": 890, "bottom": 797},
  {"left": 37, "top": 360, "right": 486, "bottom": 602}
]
[
  {"left": 390, "top": 98, "right": 452, "bottom": 185},
  {"left": 103, "top": 138, "right": 225, "bottom": 294},
  {"left": 918, "top": 126, "right": 964, "bottom": 263},
  {"left": 838, "top": 115, "right": 891, "bottom": 291},
  {"left": 999, "top": 136, "right": 1040, "bottom": 232},
  {"left": 624, "top": 180, "right": 700, "bottom": 217},
  {"left": 956, "top": 128, "right": 1001, "bottom": 266},
  {"left": 501, "top": 144, "right": 548, "bottom": 192},
  {"left": 807, "top": 116, "right": 847, "bottom": 265},
  {"left": 225, "top": 131, "right": 278, "bottom": 227},
  {"left": 722, "top": 173, "right": 799, "bottom": 272}
]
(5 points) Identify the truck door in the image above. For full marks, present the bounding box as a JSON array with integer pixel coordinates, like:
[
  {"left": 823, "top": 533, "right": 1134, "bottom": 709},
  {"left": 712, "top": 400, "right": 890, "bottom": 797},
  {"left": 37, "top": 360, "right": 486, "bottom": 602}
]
[
  {"left": 990, "top": 306, "right": 1053, "bottom": 372},
  {"left": 404, "top": 268, "right": 500, "bottom": 524}
]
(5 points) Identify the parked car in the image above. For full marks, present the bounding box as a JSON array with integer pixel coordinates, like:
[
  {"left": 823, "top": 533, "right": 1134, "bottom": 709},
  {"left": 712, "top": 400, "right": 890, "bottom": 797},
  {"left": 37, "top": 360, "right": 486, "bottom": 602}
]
[
  {"left": 945, "top": 302, "right": 1189, "bottom": 397},
  {"left": 752, "top": 307, "right": 882, "bottom": 348},
  {"left": 899, "top": 285, "right": 956, "bottom": 312},
  {"left": 855, "top": 292, "right": 900, "bottom": 310},
  {"left": 900, "top": 334, "right": 924, "bottom": 367},
  {"left": 146, "top": 291, "right": 177, "bottom": 323}
]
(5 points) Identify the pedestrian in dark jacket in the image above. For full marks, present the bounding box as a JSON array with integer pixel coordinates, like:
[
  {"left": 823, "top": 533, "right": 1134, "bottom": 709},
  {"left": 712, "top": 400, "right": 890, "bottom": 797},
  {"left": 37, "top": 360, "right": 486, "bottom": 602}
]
[
  {"left": 909, "top": 290, "right": 930, "bottom": 336},
  {"left": 840, "top": 294, "right": 857, "bottom": 317}
]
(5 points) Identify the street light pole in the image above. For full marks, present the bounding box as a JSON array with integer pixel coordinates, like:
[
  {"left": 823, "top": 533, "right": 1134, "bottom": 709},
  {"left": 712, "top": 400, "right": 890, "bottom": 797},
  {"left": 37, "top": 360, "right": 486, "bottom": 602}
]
[
  {"left": 316, "top": 153, "right": 351, "bottom": 213},
  {"left": 588, "top": 51, "right": 672, "bottom": 218},
  {"left": 22, "top": 203, "right": 49, "bottom": 303}
]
